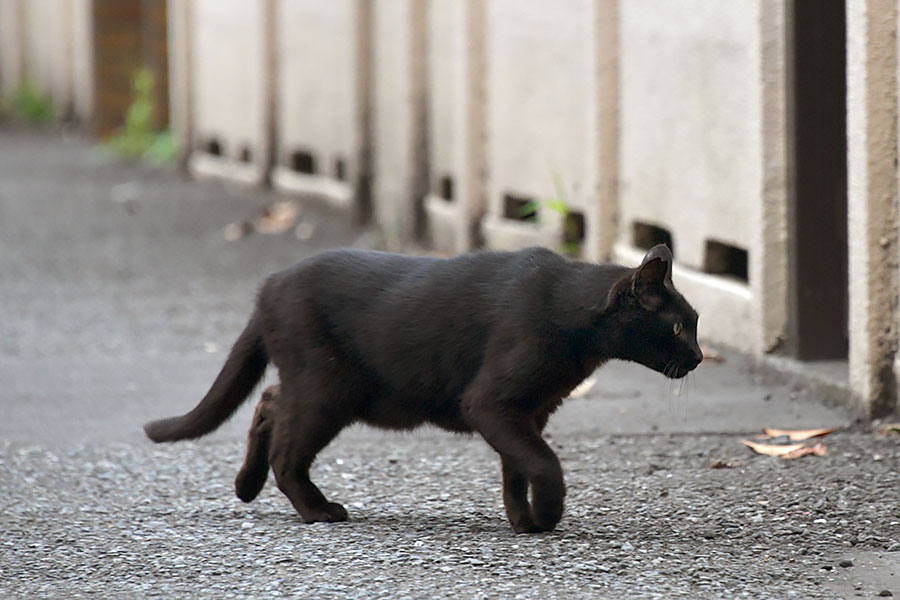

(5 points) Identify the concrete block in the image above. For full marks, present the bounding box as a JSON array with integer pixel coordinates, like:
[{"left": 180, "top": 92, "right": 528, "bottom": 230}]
[
  {"left": 271, "top": 0, "right": 363, "bottom": 212},
  {"left": 424, "top": 0, "right": 486, "bottom": 253},
  {"left": 616, "top": 0, "right": 788, "bottom": 357},
  {"left": 846, "top": 0, "right": 898, "bottom": 415},
  {"left": 371, "top": 0, "right": 428, "bottom": 241},
  {"left": 482, "top": 0, "right": 600, "bottom": 257},
  {"left": 0, "top": 0, "right": 24, "bottom": 95},
  {"left": 187, "top": 0, "right": 272, "bottom": 185}
]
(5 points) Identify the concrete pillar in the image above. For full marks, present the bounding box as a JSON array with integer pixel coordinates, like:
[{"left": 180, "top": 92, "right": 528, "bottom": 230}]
[
  {"left": 372, "top": 0, "right": 428, "bottom": 244},
  {"left": 846, "top": 0, "right": 898, "bottom": 416},
  {"left": 423, "top": 0, "right": 486, "bottom": 253},
  {"left": 758, "top": 0, "right": 789, "bottom": 352},
  {"left": 71, "top": 0, "right": 94, "bottom": 122},
  {"left": 167, "top": 0, "right": 193, "bottom": 165},
  {"left": 0, "top": 0, "right": 25, "bottom": 95},
  {"left": 593, "top": 0, "right": 618, "bottom": 261}
]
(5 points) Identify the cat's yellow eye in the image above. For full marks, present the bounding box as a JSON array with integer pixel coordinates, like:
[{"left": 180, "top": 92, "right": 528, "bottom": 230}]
[{"left": 673, "top": 322, "right": 683, "bottom": 336}]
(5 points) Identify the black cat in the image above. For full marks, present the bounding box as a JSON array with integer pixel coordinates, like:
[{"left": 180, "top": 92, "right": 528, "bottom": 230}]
[{"left": 145, "top": 244, "right": 702, "bottom": 533}]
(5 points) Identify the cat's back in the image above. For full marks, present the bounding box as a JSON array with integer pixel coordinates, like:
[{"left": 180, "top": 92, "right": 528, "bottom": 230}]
[{"left": 265, "top": 246, "right": 563, "bottom": 299}]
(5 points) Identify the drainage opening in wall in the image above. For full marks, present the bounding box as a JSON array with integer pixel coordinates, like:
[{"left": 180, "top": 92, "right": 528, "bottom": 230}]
[
  {"left": 203, "top": 138, "right": 222, "bottom": 156},
  {"left": 334, "top": 157, "right": 347, "bottom": 181},
  {"left": 438, "top": 175, "right": 454, "bottom": 202},
  {"left": 239, "top": 147, "right": 253, "bottom": 163},
  {"left": 632, "top": 222, "right": 673, "bottom": 254},
  {"left": 290, "top": 150, "right": 317, "bottom": 175},
  {"left": 504, "top": 193, "right": 537, "bottom": 222},
  {"left": 704, "top": 240, "right": 748, "bottom": 283},
  {"left": 564, "top": 211, "right": 585, "bottom": 255}
]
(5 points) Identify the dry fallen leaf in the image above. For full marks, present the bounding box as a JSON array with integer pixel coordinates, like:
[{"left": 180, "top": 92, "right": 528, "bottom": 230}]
[
  {"left": 762, "top": 427, "right": 838, "bottom": 441},
  {"left": 700, "top": 344, "right": 725, "bottom": 363},
  {"left": 254, "top": 200, "right": 301, "bottom": 234},
  {"left": 877, "top": 423, "right": 900, "bottom": 435},
  {"left": 222, "top": 221, "right": 252, "bottom": 241},
  {"left": 780, "top": 442, "right": 827, "bottom": 460},
  {"left": 742, "top": 440, "right": 808, "bottom": 457},
  {"left": 567, "top": 377, "right": 597, "bottom": 399}
]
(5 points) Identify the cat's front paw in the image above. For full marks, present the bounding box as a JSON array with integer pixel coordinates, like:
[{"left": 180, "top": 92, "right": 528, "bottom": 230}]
[
  {"left": 509, "top": 514, "right": 555, "bottom": 534},
  {"left": 302, "top": 502, "right": 349, "bottom": 524}
]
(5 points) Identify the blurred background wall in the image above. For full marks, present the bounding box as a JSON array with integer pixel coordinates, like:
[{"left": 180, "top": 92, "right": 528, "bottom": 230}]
[{"left": 0, "top": 0, "right": 896, "bottom": 417}]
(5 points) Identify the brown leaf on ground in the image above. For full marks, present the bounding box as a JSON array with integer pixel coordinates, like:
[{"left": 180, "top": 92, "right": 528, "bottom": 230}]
[
  {"left": 254, "top": 200, "right": 301, "bottom": 234},
  {"left": 700, "top": 344, "right": 725, "bottom": 363},
  {"left": 877, "top": 423, "right": 900, "bottom": 435},
  {"left": 762, "top": 427, "right": 838, "bottom": 441},
  {"left": 222, "top": 221, "right": 252, "bottom": 241},
  {"left": 780, "top": 442, "right": 827, "bottom": 460},
  {"left": 567, "top": 377, "right": 596, "bottom": 399},
  {"left": 742, "top": 440, "right": 808, "bottom": 457}
]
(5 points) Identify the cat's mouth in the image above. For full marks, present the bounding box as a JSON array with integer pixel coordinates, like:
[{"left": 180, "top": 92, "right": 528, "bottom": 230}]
[{"left": 664, "top": 360, "right": 698, "bottom": 379}]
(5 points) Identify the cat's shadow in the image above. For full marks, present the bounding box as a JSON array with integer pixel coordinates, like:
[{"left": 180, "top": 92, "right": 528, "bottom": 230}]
[{"left": 245, "top": 504, "right": 607, "bottom": 540}]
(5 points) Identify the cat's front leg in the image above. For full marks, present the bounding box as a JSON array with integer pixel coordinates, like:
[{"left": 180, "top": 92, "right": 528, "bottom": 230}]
[
  {"left": 470, "top": 408, "right": 566, "bottom": 533},
  {"left": 502, "top": 457, "right": 540, "bottom": 533}
]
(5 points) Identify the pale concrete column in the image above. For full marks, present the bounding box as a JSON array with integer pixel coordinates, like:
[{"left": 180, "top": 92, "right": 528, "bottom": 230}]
[
  {"left": 846, "top": 0, "right": 899, "bottom": 416},
  {"left": 372, "top": 0, "right": 429, "bottom": 243},
  {"left": 354, "top": 0, "right": 375, "bottom": 223},
  {"left": 167, "top": 0, "right": 193, "bottom": 164},
  {"left": 262, "top": 0, "right": 279, "bottom": 185},
  {"left": 70, "top": 0, "right": 94, "bottom": 122},
  {"left": 593, "top": 0, "right": 618, "bottom": 262},
  {"left": 757, "top": 0, "right": 789, "bottom": 353},
  {"left": 0, "top": 0, "right": 25, "bottom": 94},
  {"left": 454, "top": 0, "right": 486, "bottom": 252}
]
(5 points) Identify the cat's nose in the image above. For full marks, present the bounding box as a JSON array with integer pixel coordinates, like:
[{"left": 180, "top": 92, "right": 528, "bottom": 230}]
[{"left": 691, "top": 345, "right": 704, "bottom": 366}]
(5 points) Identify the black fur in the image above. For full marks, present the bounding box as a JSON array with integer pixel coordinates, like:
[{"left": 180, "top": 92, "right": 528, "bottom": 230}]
[{"left": 145, "top": 244, "right": 702, "bottom": 532}]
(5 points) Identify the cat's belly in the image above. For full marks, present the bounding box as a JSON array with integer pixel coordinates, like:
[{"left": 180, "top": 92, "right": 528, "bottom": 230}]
[{"left": 358, "top": 394, "right": 473, "bottom": 433}]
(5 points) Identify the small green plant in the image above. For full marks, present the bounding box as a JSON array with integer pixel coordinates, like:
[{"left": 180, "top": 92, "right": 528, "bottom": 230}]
[
  {"left": 10, "top": 79, "right": 55, "bottom": 124},
  {"left": 107, "top": 68, "right": 178, "bottom": 165},
  {"left": 517, "top": 173, "right": 584, "bottom": 256}
]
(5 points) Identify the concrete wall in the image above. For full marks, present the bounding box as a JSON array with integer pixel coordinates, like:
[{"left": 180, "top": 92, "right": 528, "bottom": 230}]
[
  {"left": 371, "top": 0, "right": 428, "bottom": 242},
  {"left": 423, "top": 0, "right": 489, "bottom": 253},
  {"left": 187, "top": 0, "right": 272, "bottom": 184},
  {"left": 0, "top": 0, "right": 25, "bottom": 95},
  {"left": 482, "top": 0, "right": 600, "bottom": 256},
  {"left": 0, "top": 0, "right": 92, "bottom": 121},
  {"left": 271, "top": 0, "right": 361, "bottom": 210},
  {"left": 615, "top": 0, "right": 787, "bottom": 356}
]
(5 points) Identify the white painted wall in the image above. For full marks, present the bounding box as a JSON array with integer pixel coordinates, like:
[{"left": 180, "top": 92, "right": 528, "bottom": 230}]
[
  {"left": 0, "top": 0, "right": 24, "bottom": 95},
  {"left": 616, "top": 0, "right": 783, "bottom": 355},
  {"left": 272, "top": 0, "right": 360, "bottom": 207},
  {"left": 190, "top": 0, "right": 268, "bottom": 168},
  {"left": 23, "top": 0, "right": 70, "bottom": 110},
  {"left": 619, "top": 0, "right": 761, "bottom": 271},
  {"left": 277, "top": 0, "right": 357, "bottom": 179},
  {"left": 483, "top": 0, "right": 597, "bottom": 252},
  {"left": 371, "top": 0, "right": 427, "bottom": 241}
]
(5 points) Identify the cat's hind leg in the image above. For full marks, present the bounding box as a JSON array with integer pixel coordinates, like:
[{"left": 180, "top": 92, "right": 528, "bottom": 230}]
[
  {"left": 235, "top": 385, "right": 278, "bottom": 502},
  {"left": 268, "top": 373, "right": 352, "bottom": 523}
]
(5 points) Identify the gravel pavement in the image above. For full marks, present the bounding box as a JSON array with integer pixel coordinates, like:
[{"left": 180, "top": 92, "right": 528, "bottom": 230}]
[{"left": 2, "top": 130, "right": 899, "bottom": 599}]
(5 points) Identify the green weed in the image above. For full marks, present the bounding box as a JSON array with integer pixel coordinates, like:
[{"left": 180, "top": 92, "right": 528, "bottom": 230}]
[
  {"left": 107, "top": 68, "right": 178, "bottom": 165},
  {"left": 10, "top": 79, "right": 55, "bottom": 124}
]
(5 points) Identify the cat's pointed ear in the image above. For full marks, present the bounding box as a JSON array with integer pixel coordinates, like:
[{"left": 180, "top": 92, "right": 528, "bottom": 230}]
[
  {"left": 632, "top": 245, "right": 672, "bottom": 311},
  {"left": 640, "top": 244, "right": 673, "bottom": 281}
]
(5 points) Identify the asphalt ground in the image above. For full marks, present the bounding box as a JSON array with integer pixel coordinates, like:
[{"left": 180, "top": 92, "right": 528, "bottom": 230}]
[{"left": 1, "top": 130, "right": 898, "bottom": 599}]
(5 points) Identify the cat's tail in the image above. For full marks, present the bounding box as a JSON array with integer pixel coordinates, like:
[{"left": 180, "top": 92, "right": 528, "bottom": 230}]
[{"left": 143, "top": 311, "right": 268, "bottom": 443}]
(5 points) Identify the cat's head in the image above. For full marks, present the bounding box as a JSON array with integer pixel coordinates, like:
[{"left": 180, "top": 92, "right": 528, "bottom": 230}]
[{"left": 606, "top": 244, "right": 703, "bottom": 379}]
